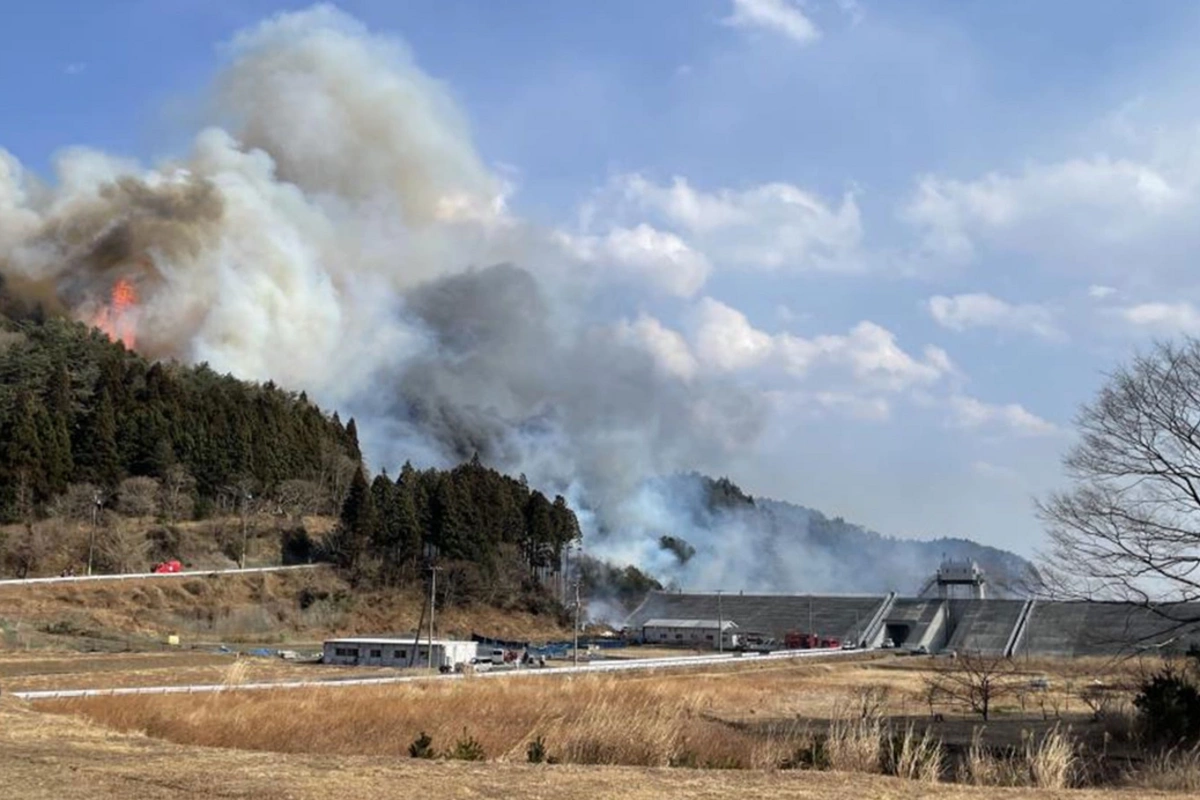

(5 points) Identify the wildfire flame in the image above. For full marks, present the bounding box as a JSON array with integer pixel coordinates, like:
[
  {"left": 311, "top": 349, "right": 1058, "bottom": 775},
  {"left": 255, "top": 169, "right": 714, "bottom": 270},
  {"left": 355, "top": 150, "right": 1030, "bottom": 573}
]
[{"left": 92, "top": 278, "right": 139, "bottom": 349}]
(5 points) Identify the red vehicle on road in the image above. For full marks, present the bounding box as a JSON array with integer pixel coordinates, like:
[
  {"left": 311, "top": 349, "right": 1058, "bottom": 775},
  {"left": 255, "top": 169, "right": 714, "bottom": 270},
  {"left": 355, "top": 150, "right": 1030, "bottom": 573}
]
[{"left": 152, "top": 559, "right": 183, "bottom": 574}]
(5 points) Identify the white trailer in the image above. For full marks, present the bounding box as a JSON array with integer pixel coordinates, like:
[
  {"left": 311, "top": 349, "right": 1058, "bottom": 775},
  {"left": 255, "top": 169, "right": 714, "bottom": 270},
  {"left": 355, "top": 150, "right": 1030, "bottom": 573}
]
[{"left": 322, "top": 637, "right": 479, "bottom": 670}]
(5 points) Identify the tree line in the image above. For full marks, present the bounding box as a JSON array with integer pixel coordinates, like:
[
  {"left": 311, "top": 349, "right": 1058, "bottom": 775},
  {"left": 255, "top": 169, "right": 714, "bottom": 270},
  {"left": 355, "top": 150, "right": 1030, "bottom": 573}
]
[
  {"left": 0, "top": 314, "right": 360, "bottom": 522},
  {"left": 327, "top": 456, "right": 582, "bottom": 609}
]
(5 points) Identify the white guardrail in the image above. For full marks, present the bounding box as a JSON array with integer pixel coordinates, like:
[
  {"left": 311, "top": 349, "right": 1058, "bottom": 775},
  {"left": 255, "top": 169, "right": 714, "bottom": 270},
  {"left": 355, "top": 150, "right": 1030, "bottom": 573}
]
[
  {"left": 0, "top": 563, "right": 328, "bottom": 588},
  {"left": 12, "top": 647, "right": 865, "bottom": 701}
]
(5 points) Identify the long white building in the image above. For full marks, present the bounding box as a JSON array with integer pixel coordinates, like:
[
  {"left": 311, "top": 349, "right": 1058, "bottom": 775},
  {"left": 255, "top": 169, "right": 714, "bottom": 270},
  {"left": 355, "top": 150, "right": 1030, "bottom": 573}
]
[{"left": 322, "top": 637, "right": 479, "bottom": 669}]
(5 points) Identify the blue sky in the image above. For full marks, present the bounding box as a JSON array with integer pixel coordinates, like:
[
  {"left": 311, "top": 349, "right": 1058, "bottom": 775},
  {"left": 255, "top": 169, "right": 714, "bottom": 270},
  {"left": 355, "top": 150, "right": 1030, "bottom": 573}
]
[{"left": 5, "top": 1, "right": 1200, "bottom": 557}]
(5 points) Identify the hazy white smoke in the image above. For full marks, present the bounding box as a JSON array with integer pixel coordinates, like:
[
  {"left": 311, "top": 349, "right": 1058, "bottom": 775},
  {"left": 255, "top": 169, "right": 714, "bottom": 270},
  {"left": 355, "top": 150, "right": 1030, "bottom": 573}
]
[{"left": 0, "top": 4, "right": 783, "bottom": 592}]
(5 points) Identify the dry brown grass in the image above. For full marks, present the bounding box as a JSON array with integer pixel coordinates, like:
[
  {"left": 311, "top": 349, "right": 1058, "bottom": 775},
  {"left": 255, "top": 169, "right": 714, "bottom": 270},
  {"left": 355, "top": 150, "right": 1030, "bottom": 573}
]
[
  {"left": 1126, "top": 746, "right": 1200, "bottom": 792},
  {"left": 3, "top": 697, "right": 1167, "bottom": 800},
  {"left": 0, "top": 566, "right": 569, "bottom": 648},
  {"left": 961, "top": 725, "right": 1080, "bottom": 789},
  {"left": 15, "top": 655, "right": 1200, "bottom": 795}
]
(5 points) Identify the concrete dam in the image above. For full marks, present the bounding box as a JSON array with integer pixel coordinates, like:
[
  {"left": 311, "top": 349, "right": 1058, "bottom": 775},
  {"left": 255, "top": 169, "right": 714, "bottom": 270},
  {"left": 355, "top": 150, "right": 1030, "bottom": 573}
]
[{"left": 625, "top": 592, "right": 1200, "bottom": 657}]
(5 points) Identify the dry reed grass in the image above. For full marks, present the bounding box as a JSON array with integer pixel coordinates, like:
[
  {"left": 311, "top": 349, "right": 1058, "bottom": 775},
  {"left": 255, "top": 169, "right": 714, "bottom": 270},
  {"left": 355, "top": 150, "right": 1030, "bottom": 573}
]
[
  {"left": 962, "top": 725, "right": 1079, "bottom": 789},
  {"left": 1125, "top": 745, "right": 1200, "bottom": 792},
  {"left": 889, "top": 723, "right": 944, "bottom": 782}
]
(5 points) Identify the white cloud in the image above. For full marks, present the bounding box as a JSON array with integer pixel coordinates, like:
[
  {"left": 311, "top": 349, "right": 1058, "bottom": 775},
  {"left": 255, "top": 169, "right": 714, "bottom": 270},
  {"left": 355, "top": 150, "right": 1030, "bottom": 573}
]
[
  {"left": 927, "top": 292, "right": 1062, "bottom": 340},
  {"left": 724, "top": 0, "right": 821, "bottom": 46},
  {"left": 612, "top": 174, "right": 863, "bottom": 273},
  {"left": 902, "top": 155, "right": 1187, "bottom": 268},
  {"left": 1087, "top": 284, "right": 1117, "bottom": 299},
  {"left": 556, "top": 223, "right": 712, "bottom": 298},
  {"left": 691, "top": 297, "right": 776, "bottom": 371},
  {"left": 947, "top": 395, "right": 1058, "bottom": 437},
  {"left": 1119, "top": 301, "right": 1200, "bottom": 334},
  {"left": 613, "top": 314, "right": 700, "bottom": 381},
  {"left": 971, "top": 460, "right": 1023, "bottom": 482},
  {"left": 690, "top": 298, "right": 949, "bottom": 394}
]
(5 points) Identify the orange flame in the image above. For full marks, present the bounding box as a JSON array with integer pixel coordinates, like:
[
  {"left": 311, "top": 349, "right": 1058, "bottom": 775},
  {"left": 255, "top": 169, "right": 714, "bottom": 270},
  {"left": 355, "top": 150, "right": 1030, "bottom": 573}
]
[{"left": 92, "top": 278, "right": 139, "bottom": 349}]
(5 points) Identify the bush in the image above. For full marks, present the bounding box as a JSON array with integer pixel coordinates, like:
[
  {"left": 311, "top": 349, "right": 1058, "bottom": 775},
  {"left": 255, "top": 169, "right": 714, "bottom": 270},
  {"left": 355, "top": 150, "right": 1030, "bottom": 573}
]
[
  {"left": 408, "top": 731, "right": 435, "bottom": 759},
  {"left": 526, "top": 735, "right": 547, "bottom": 764},
  {"left": 779, "top": 738, "right": 829, "bottom": 770},
  {"left": 447, "top": 729, "right": 486, "bottom": 761},
  {"left": 1134, "top": 652, "right": 1200, "bottom": 745}
]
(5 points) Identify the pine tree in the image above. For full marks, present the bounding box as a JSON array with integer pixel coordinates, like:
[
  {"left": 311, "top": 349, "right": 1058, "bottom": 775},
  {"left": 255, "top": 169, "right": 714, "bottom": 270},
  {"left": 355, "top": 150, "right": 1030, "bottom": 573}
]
[
  {"left": 345, "top": 417, "right": 363, "bottom": 464},
  {"left": 43, "top": 364, "right": 75, "bottom": 494},
  {"left": 335, "top": 467, "right": 378, "bottom": 579},
  {"left": 0, "top": 392, "right": 47, "bottom": 516},
  {"left": 74, "top": 386, "right": 121, "bottom": 488}
]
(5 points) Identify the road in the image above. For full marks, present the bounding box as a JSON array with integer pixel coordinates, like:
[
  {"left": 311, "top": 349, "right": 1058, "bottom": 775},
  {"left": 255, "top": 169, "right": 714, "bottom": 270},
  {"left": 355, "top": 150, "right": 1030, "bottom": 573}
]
[
  {"left": 0, "top": 563, "right": 329, "bottom": 588},
  {"left": 12, "top": 647, "right": 868, "bottom": 700}
]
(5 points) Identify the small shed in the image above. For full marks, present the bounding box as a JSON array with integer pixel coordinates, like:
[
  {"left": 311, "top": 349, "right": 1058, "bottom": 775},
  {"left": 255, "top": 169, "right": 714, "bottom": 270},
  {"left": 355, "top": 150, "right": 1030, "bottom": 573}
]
[
  {"left": 322, "top": 637, "right": 479, "bottom": 669},
  {"left": 641, "top": 619, "right": 739, "bottom": 649}
]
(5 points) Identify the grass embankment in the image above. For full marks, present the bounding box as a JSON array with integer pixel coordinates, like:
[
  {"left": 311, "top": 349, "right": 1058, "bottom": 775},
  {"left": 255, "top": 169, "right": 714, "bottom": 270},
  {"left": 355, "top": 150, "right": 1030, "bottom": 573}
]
[
  {"left": 0, "top": 563, "right": 569, "bottom": 651},
  {"left": 37, "top": 656, "right": 1200, "bottom": 790}
]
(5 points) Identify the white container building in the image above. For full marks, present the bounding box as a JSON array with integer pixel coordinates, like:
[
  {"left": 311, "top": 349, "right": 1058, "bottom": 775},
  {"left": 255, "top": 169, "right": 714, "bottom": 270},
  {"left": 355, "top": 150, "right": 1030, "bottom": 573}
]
[
  {"left": 640, "top": 619, "right": 739, "bottom": 649},
  {"left": 322, "top": 637, "right": 479, "bottom": 669}
]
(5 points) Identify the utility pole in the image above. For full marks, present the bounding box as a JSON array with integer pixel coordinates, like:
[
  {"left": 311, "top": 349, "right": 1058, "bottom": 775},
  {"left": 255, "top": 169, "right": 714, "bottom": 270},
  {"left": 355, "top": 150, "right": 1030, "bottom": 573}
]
[
  {"left": 238, "top": 490, "right": 253, "bottom": 569},
  {"left": 716, "top": 589, "right": 724, "bottom": 654},
  {"left": 87, "top": 491, "right": 103, "bottom": 576},
  {"left": 428, "top": 564, "right": 440, "bottom": 670},
  {"left": 572, "top": 575, "right": 581, "bottom": 667}
]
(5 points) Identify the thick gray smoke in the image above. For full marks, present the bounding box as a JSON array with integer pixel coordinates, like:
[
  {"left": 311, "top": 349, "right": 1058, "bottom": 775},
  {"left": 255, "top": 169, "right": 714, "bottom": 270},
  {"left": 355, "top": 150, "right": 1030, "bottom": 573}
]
[{"left": 0, "top": 4, "right": 831, "bottom": 594}]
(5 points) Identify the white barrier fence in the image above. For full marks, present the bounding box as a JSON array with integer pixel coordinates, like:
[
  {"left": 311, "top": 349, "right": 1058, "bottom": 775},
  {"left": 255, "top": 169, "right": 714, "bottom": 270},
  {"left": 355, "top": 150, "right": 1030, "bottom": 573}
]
[
  {"left": 13, "top": 647, "right": 862, "bottom": 701},
  {"left": 0, "top": 563, "right": 328, "bottom": 588}
]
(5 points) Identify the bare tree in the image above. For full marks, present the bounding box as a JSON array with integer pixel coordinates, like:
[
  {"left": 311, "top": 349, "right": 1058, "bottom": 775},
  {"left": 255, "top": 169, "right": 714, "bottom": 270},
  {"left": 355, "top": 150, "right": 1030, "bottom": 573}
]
[
  {"left": 924, "top": 651, "right": 1019, "bottom": 721},
  {"left": 1038, "top": 339, "right": 1200, "bottom": 632},
  {"left": 276, "top": 479, "right": 326, "bottom": 519},
  {"left": 159, "top": 464, "right": 196, "bottom": 522},
  {"left": 98, "top": 518, "right": 151, "bottom": 574},
  {"left": 49, "top": 483, "right": 102, "bottom": 522},
  {"left": 317, "top": 441, "right": 357, "bottom": 515},
  {"left": 116, "top": 476, "right": 161, "bottom": 518}
]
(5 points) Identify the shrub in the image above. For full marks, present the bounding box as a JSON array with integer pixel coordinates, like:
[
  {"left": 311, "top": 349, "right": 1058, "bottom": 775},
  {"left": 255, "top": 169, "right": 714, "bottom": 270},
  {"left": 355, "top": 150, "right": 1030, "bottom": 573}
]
[
  {"left": 1134, "top": 653, "right": 1200, "bottom": 746},
  {"left": 779, "top": 738, "right": 829, "bottom": 770},
  {"left": 447, "top": 729, "right": 486, "bottom": 761},
  {"left": 408, "top": 731, "right": 435, "bottom": 759},
  {"left": 526, "top": 735, "right": 547, "bottom": 764}
]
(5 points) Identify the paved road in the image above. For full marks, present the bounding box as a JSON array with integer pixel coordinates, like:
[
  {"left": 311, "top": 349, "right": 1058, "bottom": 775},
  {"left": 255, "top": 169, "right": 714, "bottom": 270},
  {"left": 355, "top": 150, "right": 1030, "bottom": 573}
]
[
  {"left": 12, "top": 647, "right": 867, "bottom": 700},
  {"left": 0, "top": 564, "right": 329, "bottom": 588}
]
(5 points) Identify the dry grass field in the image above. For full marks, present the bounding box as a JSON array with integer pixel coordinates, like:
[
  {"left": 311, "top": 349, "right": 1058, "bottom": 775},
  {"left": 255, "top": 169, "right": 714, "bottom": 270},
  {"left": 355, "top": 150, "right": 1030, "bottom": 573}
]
[
  {"left": 26, "top": 653, "right": 1199, "bottom": 792},
  {"left": 0, "top": 696, "right": 1177, "bottom": 800}
]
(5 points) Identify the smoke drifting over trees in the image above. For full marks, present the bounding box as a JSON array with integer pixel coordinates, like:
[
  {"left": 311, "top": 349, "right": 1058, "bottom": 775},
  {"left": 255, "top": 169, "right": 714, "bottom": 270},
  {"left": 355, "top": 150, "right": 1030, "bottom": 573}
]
[{"left": 0, "top": 5, "right": 1028, "bottom": 595}]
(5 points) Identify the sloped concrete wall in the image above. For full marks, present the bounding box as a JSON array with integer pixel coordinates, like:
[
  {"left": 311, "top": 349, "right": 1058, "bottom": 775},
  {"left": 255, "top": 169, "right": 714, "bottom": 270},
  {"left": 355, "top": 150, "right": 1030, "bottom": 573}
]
[{"left": 626, "top": 592, "right": 887, "bottom": 642}]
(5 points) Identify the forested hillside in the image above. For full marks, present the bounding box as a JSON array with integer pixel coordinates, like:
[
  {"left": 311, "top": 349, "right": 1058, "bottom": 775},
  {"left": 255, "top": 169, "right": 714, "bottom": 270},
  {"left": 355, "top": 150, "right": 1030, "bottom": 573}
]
[
  {"left": 0, "top": 312, "right": 585, "bottom": 613},
  {"left": 641, "top": 473, "right": 1039, "bottom": 597},
  {"left": 325, "top": 456, "right": 581, "bottom": 609},
  {"left": 0, "top": 313, "right": 359, "bottom": 521}
]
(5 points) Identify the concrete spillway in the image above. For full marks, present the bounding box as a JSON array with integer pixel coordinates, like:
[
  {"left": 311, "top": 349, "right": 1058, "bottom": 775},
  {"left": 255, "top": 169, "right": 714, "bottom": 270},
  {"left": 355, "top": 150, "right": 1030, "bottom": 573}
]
[{"left": 943, "top": 599, "right": 1028, "bottom": 656}]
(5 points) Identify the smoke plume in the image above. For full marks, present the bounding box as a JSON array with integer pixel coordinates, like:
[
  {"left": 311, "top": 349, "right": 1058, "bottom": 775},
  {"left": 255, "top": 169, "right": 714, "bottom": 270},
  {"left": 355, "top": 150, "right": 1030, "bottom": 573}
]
[{"left": 0, "top": 4, "right": 845, "bottom": 595}]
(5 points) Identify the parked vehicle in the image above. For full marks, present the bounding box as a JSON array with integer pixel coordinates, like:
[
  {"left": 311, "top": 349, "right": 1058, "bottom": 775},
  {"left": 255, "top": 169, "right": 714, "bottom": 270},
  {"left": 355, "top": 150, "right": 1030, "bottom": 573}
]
[
  {"left": 152, "top": 559, "right": 182, "bottom": 574},
  {"left": 784, "top": 631, "right": 821, "bottom": 649}
]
